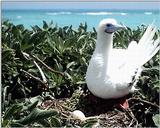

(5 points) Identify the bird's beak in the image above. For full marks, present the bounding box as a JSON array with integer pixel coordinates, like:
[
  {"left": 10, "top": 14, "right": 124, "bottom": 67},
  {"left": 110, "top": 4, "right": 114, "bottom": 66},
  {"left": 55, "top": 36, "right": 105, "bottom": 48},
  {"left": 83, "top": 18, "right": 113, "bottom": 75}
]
[
  {"left": 114, "top": 24, "right": 126, "bottom": 31},
  {"left": 105, "top": 23, "right": 126, "bottom": 33}
]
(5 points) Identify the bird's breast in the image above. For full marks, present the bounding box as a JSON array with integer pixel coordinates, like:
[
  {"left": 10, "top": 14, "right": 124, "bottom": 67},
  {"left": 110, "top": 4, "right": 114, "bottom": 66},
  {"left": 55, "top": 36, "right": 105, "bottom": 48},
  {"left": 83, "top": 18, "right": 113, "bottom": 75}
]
[{"left": 86, "top": 51, "right": 131, "bottom": 99}]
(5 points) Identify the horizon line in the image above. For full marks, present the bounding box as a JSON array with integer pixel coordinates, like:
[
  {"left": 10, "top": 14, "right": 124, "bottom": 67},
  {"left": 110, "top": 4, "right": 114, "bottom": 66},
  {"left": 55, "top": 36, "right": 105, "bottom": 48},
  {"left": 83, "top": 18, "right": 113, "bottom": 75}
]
[{"left": 2, "top": 8, "right": 159, "bottom": 10}]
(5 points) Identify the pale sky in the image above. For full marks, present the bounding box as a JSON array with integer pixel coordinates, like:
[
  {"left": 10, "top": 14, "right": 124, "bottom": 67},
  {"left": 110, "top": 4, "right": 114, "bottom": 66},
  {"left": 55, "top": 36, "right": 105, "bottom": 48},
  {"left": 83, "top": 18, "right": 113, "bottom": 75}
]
[{"left": 2, "top": 1, "right": 160, "bottom": 10}]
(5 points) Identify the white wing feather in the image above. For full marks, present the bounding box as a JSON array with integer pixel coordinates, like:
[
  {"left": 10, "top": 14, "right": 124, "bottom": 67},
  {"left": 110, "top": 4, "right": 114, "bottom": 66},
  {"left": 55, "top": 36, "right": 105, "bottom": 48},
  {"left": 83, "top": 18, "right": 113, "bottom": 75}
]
[
  {"left": 122, "top": 25, "right": 160, "bottom": 85},
  {"left": 126, "top": 25, "right": 159, "bottom": 69}
]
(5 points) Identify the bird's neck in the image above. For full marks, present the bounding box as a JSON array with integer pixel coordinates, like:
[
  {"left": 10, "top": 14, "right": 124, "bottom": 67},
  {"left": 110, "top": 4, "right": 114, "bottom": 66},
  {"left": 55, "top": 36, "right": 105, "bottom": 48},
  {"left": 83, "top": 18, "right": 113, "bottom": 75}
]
[
  {"left": 95, "top": 33, "right": 113, "bottom": 76},
  {"left": 96, "top": 33, "right": 113, "bottom": 54}
]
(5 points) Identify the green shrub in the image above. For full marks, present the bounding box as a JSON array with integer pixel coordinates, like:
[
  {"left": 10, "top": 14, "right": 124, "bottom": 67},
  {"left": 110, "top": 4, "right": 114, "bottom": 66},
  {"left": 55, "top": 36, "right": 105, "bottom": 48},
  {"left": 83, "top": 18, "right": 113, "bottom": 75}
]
[{"left": 2, "top": 20, "right": 159, "bottom": 127}]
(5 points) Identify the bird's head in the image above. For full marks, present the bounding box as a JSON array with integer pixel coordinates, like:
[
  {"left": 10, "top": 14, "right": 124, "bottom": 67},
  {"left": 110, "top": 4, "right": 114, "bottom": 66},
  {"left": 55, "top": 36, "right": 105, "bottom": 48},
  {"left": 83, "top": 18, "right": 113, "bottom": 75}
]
[{"left": 98, "top": 19, "right": 126, "bottom": 34}]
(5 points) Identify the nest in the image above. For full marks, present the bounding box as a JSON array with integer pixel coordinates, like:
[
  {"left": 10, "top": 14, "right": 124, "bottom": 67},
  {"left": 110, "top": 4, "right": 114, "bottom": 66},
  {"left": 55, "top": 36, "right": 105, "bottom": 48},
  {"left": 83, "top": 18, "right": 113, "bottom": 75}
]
[{"left": 39, "top": 88, "right": 159, "bottom": 127}]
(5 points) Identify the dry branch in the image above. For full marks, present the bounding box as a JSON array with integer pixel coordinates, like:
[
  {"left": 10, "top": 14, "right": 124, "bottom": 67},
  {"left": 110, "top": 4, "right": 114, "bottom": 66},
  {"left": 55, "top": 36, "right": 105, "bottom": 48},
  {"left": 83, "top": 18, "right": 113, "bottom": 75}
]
[
  {"left": 20, "top": 69, "right": 48, "bottom": 88},
  {"left": 30, "top": 54, "right": 65, "bottom": 77}
]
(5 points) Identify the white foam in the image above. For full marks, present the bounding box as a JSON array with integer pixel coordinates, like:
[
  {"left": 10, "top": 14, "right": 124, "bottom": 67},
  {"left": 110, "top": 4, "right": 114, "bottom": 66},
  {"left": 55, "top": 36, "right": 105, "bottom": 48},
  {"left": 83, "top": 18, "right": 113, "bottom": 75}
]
[
  {"left": 81, "top": 12, "right": 113, "bottom": 15},
  {"left": 120, "top": 13, "right": 127, "bottom": 15},
  {"left": 46, "top": 12, "right": 72, "bottom": 15},
  {"left": 46, "top": 12, "right": 57, "bottom": 15},
  {"left": 144, "top": 12, "right": 152, "bottom": 15},
  {"left": 17, "top": 15, "right": 22, "bottom": 19}
]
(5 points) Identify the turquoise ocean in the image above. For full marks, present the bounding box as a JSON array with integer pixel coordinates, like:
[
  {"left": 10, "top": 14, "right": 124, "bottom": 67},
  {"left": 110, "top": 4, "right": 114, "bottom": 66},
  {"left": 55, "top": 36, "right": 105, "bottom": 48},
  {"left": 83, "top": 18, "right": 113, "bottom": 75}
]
[{"left": 2, "top": 9, "right": 160, "bottom": 30}]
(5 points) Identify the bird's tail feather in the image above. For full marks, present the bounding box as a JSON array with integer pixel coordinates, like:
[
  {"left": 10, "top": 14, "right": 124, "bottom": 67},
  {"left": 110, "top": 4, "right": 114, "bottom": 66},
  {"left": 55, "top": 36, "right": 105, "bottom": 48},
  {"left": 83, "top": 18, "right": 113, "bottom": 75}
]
[
  {"left": 125, "top": 25, "right": 160, "bottom": 84},
  {"left": 137, "top": 25, "right": 160, "bottom": 66},
  {"left": 128, "top": 25, "right": 160, "bottom": 68}
]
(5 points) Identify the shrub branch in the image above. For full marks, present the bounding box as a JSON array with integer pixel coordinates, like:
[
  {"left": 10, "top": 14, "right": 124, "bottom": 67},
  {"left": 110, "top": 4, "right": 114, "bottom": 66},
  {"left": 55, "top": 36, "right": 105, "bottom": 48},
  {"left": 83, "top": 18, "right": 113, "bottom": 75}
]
[
  {"left": 30, "top": 54, "right": 65, "bottom": 77},
  {"left": 20, "top": 69, "right": 48, "bottom": 88}
]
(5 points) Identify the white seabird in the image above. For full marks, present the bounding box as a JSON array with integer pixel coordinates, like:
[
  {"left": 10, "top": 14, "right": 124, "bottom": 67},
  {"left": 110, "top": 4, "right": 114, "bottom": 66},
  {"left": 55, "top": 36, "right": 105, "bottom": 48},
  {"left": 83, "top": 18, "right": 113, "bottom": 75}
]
[{"left": 86, "top": 19, "right": 160, "bottom": 101}]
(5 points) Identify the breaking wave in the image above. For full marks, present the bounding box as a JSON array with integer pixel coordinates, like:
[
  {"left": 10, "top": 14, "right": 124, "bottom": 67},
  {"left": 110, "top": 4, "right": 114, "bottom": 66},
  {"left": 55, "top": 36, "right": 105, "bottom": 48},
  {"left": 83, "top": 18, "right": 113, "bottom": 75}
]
[
  {"left": 45, "top": 11, "right": 129, "bottom": 16},
  {"left": 79, "top": 12, "right": 128, "bottom": 16},
  {"left": 120, "top": 13, "right": 127, "bottom": 15},
  {"left": 17, "top": 15, "right": 22, "bottom": 19},
  {"left": 144, "top": 12, "right": 152, "bottom": 15},
  {"left": 81, "top": 12, "right": 113, "bottom": 15},
  {"left": 46, "top": 12, "right": 72, "bottom": 15}
]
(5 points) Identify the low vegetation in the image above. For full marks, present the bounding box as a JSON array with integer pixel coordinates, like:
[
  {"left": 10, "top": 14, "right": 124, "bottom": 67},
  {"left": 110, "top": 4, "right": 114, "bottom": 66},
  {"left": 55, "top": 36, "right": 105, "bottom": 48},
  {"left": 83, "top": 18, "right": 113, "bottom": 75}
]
[{"left": 2, "top": 20, "right": 159, "bottom": 127}]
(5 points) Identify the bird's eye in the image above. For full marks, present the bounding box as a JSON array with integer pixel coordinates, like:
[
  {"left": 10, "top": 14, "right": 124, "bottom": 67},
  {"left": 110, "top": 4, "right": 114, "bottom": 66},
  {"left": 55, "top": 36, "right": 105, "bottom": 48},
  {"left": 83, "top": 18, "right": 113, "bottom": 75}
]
[{"left": 106, "top": 24, "right": 112, "bottom": 27}]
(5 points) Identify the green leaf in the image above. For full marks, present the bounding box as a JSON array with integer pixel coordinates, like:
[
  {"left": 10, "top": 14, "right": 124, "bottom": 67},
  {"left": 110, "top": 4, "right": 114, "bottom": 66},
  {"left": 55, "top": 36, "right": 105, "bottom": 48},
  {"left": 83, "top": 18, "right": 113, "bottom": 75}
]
[
  {"left": 32, "top": 25, "right": 42, "bottom": 32},
  {"left": 43, "top": 21, "right": 48, "bottom": 30},
  {"left": 50, "top": 117, "right": 61, "bottom": 127},
  {"left": 29, "top": 31, "right": 46, "bottom": 45},
  {"left": 27, "top": 100, "right": 39, "bottom": 111},
  {"left": 76, "top": 81, "right": 86, "bottom": 85},
  {"left": 15, "top": 108, "right": 58, "bottom": 125},
  {"left": 152, "top": 114, "right": 160, "bottom": 127},
  {"left": 38, "top": 119, "right": 50, "bottom": 127},
  {"left": 66, "top": 61, "right": 76, "bottom": 69},
  {"left": 16, "top": 24, "right": 24, "bottom": 31},
  {"left": 10, "top": 122, "right": 25, "bottom": 127},
  {"left": 77, "top": 35, "right": 86, "bottom": 42},
  {"left": 3, "top": 104, "right": 23, "bottom": 120},
  {"left": 12, "top": 25, "right": 20, "bottom": 37},
  {"left": 151, "top": 80, "right": 160, "bottom": 90},
  {"left": 29, "top": 95, "right": 44, "bottom": 106},
  {"left": 2, "top": 48, "right": 15, "bottom": 61},
  {"left": 82, "top": 119, "right": 97, "bottom": 128}
]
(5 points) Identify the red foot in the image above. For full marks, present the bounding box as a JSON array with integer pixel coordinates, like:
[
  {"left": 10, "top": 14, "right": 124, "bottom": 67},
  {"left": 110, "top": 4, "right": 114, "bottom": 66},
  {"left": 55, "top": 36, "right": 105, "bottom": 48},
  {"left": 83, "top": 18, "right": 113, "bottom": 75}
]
[{"left": 119, "top": 99, "right": 129, "bottom": 109}]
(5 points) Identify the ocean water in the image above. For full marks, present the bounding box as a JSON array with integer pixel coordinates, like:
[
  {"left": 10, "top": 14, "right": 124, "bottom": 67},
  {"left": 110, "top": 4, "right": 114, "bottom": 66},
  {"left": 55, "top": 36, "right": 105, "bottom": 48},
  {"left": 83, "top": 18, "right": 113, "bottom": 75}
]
[{"left": 2, "top": 9, "right": 160, "bottom": 30}]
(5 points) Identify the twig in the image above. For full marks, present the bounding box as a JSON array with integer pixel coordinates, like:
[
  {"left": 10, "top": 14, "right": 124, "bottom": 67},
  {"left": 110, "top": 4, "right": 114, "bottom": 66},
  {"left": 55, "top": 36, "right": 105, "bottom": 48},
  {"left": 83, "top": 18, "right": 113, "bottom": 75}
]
[
  {"left": 30, "top": 54, "right": 65, "bottom": 77},
  {"left": 23, "top": 52, "right": 48, "bottom": 83},
  {"left": 22, "top": 52, "right": 48, "bottom": 88},
  {"left": 129, "top": 119, "right": 134, "bottom": 127},
  {"left": 86, "top": 116, "right": 104, "bottom": 120},
  {"left": 33, "top": 60, "right": 47, "bottom": 83},
  {"left": 128, "top": 97, "right": 159, "bottom": 109},
  {"left": 123, "top": 108, "right": 138, "bottom": 127},
  {"left": 20, "top": 69, "right": 48, "bottom": 88}
]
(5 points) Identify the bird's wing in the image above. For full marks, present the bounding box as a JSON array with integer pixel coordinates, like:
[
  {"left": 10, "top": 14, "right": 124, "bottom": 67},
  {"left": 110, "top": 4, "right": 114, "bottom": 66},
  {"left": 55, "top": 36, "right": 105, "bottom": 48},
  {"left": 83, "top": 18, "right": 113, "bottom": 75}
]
[
  {"left": 137, "top": 25, "right": 160, "bottom": 66},
  {"left": 107, "top": 41, "right": 141, "bottom": 88},
  {"left": 108, "top": 49, "right": 127, "bottom": 70},
  {"left": 109, "top": 41, "right": 138, "bottom": 71},
  {"left": 107, "top": 49, "right": 131, "bottom": 84},
  {"left": 126, "top": 25, "right": 160, "bottom": 68},
  {"left": 125, "top": 40, "right": 139, "bottom": 68},
  {"left": 121, "top": 25, "right": 160, "bottom": 85}
]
